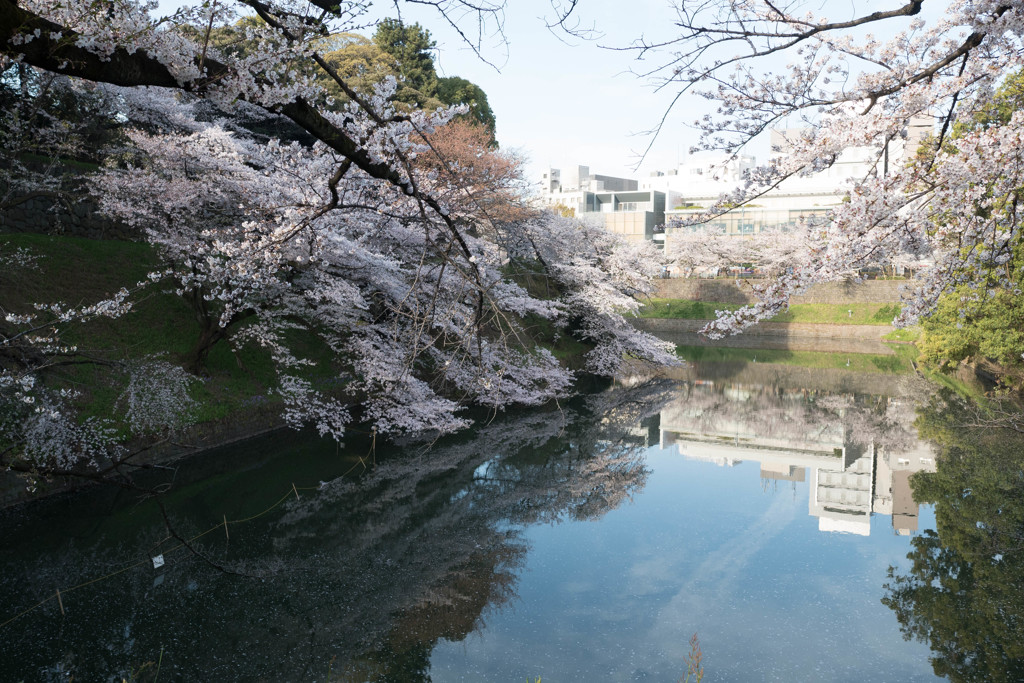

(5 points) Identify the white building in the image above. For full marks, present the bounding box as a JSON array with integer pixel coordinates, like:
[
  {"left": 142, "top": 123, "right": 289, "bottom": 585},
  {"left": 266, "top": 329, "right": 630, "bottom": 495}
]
[
  {"left": 538, "top": 118, "right": 933, "bottom": 253},
  {"left": 640, "top": 152, "right": 756, "bottom": 208},
  {"left": 643, "top": 118, "right": 934, "bottom": 239},
  {"left": 538, "top": 165, "right": 666, "bottom": 246}
]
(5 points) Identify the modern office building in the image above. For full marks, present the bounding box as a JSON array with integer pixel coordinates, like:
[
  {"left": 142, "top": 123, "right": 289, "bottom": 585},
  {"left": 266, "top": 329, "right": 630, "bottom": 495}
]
[
  {"left": 539, "top": 165, "right": 666, "bottom": 245},
  {"left": 640, "top": 117, "right": 935, "bottom": 239},
  {"left": 539, "top": 117, "right": 932, "bottom": 251},
  {"left": 541, "top": 165, "right": 638, "bottom": 194}
]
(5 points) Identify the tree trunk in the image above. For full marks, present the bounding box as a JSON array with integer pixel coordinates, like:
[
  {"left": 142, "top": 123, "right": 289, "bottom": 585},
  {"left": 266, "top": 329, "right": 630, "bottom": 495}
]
[
  {"left": 183, "top": 323, "right": 227, "bottom": 375},
  {"left": 180, "top": 285, "right": 255, "bottom": 375}
]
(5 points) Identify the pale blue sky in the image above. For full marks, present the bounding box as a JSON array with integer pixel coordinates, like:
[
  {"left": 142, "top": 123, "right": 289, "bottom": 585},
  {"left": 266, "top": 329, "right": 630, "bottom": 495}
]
[
  {"left": 152, "top": 0, "right": 949, "bottom": 185},
  {"left": 402, "top": 0, "right": 951, "bottom": 184},
  {"left": 392, "top": 0, "right": 705, "bottom": 181},
  {"left": 153, "top": 0, "right": 709, "bottom": 181}
]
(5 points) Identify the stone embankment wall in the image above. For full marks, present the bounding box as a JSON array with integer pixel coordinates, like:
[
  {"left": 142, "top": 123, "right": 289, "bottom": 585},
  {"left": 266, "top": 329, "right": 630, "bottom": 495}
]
[
  {"left": 619, "top": 361, "right": 928, "bottom": 398},
  {"left": 653, "top": 278, "right": 903, "bottom": 304}
]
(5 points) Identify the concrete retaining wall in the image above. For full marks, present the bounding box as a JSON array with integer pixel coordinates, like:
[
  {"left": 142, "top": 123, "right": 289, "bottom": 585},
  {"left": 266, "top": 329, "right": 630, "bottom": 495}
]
[{"left": 653, "top": 278, "right": 904, "bottom": 304}]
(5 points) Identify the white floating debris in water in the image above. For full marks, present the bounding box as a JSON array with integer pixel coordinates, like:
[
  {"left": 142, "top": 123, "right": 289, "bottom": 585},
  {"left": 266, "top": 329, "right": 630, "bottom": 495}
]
[{"left": 152, "top": 554, "right": 165, "bottom": 569}]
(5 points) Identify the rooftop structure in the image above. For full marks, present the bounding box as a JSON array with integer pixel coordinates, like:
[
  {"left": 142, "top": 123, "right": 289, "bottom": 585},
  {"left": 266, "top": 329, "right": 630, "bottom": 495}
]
[
  {"left": 538, "top": 166, "right": 665, "bottom": 246},
  {"left": 541, "top": 165, "right": 637, "bottom": 194},
  {"left": 641, "top": 117, "right": 936, "bottom": 240},
  {"left": 539, "top": 118, "right": 934, "bottom": 254},
  {"left": 641, "top": 152, "right": 756, "bottom": 204}
]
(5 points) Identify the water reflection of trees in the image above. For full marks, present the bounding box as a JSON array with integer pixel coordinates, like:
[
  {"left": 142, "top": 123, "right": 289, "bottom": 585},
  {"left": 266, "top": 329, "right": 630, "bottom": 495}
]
[
  {"left": 883, "top": 392, "right": 1024, "bottom": 683},
  {"left": 0, "top": 379, "right": 678, "bottom": 682}
]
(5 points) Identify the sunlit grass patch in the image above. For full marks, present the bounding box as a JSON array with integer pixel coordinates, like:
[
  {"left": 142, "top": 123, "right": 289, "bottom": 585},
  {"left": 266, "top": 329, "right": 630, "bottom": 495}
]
[
  {"left": 638, "top": 298, "right": 902, "bottom": 325},
  {"left": 882, "top": 326, "right": 922, "bottom": 342}
]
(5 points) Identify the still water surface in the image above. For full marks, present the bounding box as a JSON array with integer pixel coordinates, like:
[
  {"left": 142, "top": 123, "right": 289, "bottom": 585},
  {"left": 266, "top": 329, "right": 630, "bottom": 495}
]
[{"left": 1, "top": 353, "right": 1020, "bottom": 681}]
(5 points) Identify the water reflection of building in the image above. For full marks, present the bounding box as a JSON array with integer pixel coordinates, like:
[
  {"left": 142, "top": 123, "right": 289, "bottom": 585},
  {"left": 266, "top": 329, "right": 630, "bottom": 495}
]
[{"left": 657, "top": 383, "right": 936, "bottom": 536}]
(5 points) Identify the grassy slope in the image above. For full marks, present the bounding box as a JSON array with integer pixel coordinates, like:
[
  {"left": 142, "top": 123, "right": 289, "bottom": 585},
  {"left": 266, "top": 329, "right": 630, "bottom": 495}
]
[
  {"left": 637, "top": 298, "right": 903, "bottom": 325},
  {"left": 1, "top": 233, "right": 290, "bottom": 431},
  {"left": 2, "top": 235, "right": 594, "bottom": 437}
]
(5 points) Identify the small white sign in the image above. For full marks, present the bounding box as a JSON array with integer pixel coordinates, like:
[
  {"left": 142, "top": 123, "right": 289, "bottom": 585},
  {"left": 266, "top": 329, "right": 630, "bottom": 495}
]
[{"left": 152, "top": 554, "right": 165, "bottom": 569}]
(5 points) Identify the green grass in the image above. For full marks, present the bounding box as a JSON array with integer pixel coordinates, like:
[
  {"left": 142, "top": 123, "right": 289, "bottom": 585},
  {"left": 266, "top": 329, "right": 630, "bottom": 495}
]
[
  {"left": 518, "top": 312, "right": 592, "bottom": 370},
  {"left": 637, "top": 299, "right": 742, "bottom": 319},
  {"left": 2, "top": 234, "right": 591, "bottom": 442},
  {"left": 638, "top": 298, "right": 902, "bottom": 325},
  {"left": 0, "top": 233, "right": 337, "bottom": 433},
  {"left": 771, "top": 302, "right": 901, "bottom": 325},
  {"left": 882, "top": 326, "right": 922, "bottom": 342},
  {"left": 676, "top": 344, "right": 915, "bottom": 373}
]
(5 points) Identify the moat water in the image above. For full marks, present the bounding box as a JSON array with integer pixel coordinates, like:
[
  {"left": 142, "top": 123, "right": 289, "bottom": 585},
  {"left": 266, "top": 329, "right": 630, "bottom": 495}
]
[{"left": 1, "top": 351, "right": 1021, "bottom": 681}]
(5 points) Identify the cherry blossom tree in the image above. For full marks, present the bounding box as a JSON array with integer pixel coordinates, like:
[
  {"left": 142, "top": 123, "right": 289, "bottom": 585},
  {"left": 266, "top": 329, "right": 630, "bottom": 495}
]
[
  {"left": 0, "top": 0, "right": 676, "bottom": 481},
  {"left": 663, "top": 223, "right": 735, "bottom": 278},
  {"left": 611, "top": 0, "right": 1024, "bottom": 337},
  {"left": 413, "top": 118, "right": 529, "bottom": 224},
  {"left": 665, "top": 221, "right": 816, "bottom": 278},
  {"left": 0, "top": 243, "right": 196, "bottom": 488}
]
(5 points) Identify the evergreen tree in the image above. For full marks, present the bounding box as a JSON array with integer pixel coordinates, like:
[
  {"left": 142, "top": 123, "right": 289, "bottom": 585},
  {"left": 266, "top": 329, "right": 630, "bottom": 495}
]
[
  {"left": 917, "top": 71, "right": 1024, "bottom": 387},
  {"left": 437, "top": 76, "right": 496, "bottom": 144},
  {"left": 369, "top": 19, "right": 496, "bottom": 143},
  {"left": 373, "top": 19, "right": 438, "bottom": 107}
]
